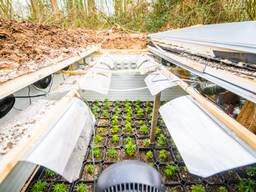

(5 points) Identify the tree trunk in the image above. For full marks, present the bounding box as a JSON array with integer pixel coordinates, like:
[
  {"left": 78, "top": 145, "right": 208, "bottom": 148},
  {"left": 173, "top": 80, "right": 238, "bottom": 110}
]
[{"left": 51, "top": 0, "right": 58, "bottom": 11}]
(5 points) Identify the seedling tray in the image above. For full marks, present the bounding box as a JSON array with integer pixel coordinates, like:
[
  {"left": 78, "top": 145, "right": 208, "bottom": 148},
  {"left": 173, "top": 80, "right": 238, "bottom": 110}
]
[{"left": 26, "top": 101, "right": 256, "bottom": 192}]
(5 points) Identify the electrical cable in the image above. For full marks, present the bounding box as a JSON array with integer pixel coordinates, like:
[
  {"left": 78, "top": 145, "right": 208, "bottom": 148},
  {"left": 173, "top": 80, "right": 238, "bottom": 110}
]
[
  {"left": 14, "top": 74, "right": 54, "bottom": 99},
  {"left": 14, "top": 94, "right": 47, "bottom": 98},
  {"left": 28, "top": 86, "right": 32, "bottom": 105}
]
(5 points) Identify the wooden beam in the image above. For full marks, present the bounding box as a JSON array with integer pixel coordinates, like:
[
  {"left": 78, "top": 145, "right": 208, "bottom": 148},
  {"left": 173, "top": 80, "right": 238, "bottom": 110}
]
[
  {"left": 150, "top": 92, "right": 161, "bottom": 143},
  {"left": 0, "top": 45, "right": 99, "bottom": 100}
]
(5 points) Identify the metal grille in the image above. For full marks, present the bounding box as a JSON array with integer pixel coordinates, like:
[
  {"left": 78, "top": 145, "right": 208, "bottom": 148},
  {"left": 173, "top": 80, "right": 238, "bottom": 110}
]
[{"left": 104, "top": 183, "right": 160, "bottom": 192}]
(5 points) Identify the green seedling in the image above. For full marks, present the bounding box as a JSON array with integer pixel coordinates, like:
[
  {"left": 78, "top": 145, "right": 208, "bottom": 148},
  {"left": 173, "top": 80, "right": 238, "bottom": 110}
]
[
  {"left": 245, "top": 166, "right": 256, "bottom": 177},
  {"left": 146, "top": 106, "right": 152, "bottom": 113},
  {"left": 111, "top": 118, "right": 119, "bottom": 126},
  {"left": 137, "top": 120, "right": 144, "bottom": 125},
  {"left": 114, "top": 101, "right": 120, "bottom": 106},
  {"left": 97, "top": 127, "right": 106, "bottom": 135},
  {"left": 136, "top": 108, "right": 144, "bottom": 117},
  {"left": 92, "top": 106, "right": 99, "bottom": 114},
  {"left": 94, "top": 100, "right": 99, "bottom": 106},
  {"left": 93, "top": 145, "right": 100, "bottom": 159},
  {"left": 52, "top": 183, "right": 68, "bottom": 192},
  {"left": 158, "top": 149, "right": 169, "bottom": 161},
  {"left": 125, "top": 137, "right": 134, "bottom": 144},
  {"left": 191, "top": 185, "right": 206, "bottom": 192},
  {"left": 111, "top": 125, "right": 119, "bottom": 134},
  {"left": 125, "top": 122, "right": 133, "bottom": 132},
  {"left": 218, "top": 186, "right": 228, "bottom": 192},
  {"left": 146, "top": 150, "right": 153, "bottom": 159},
  {"left": 155, "top": 127, "right": 161, "bottom": 135},
  {"left": 237, "top": 179, "right": 255, "bottom": 192},
  {"left": 113, "top": 107, "right": 121, "bottom": 114},
  {"left": 124, "top": 142, "right": 136, "bottom": 156},
  {"left": 103, "top": 99, "right": 110, "bottom": 109},
  {"left": 31, "top": 180, "right": 47, "bottom": 192},
  {"left": 45, "top": 168, "right": 56, "bottom": 177},
  {"left": 74, "top": 183, "right": 89, "bottom": 192},
  {"left": 85, "top": 164, "right": 95, "bottom": 174},
  {"left": 108, "top": 148, "right": 118, "bottom": 159},
  {"left": 111, "top": 135, "right": 119, "bottom": 144},
  {"left": 95, "top": 134, "right": 102, "bottom": 144},
  {"left": 125, "top": 116, "right": 132, "bottom": 123},
  {"left": 102, "top": 110, "right": 109, "bottom": 118},
  {"left": 164, "top": 164, "right": 177, "bottom": 177},
  {"left": 143, "top": 139, "right": 150, "bottom": 147},
  {"left": 139, "top": 124, "right": 148, "bottom": 135},
  {"left": 135, "top": 99, "right": 142, "bottom": 106},
  {"left": 156, "top": 134, "right": 166, "bottom": 146}
]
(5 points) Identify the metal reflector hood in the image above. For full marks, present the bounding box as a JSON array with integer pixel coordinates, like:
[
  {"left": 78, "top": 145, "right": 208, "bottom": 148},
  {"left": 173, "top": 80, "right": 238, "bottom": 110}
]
[
  {"left": 144, "top": 71, "right": 180, "bottom": 96},
  {"left": 23, "top": 97, "right": 94, "bottom": 182},
  {"left": 78, "top": 70, "right": 112, "bottom": 95},
  {"left": 52, "top": 69, "right": 112, "bottom": 96},
  {"left": 159, "top": 95, "right": 256, "bottom": 177}
]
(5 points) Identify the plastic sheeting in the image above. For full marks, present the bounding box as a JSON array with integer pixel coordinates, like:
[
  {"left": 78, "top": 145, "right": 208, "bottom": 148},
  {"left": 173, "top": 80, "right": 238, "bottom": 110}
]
[
  {"left": 150, "top": 21, "right": 256, "bottom": 54},
  {"left": 144, "top": 71, "right": 179, "bottom": 96},
  {"left": 160, "top": 95, "right": 256, "bottom": 177},
  {"left": 22, "top": 97, "right": 95, "bottom": 182}
]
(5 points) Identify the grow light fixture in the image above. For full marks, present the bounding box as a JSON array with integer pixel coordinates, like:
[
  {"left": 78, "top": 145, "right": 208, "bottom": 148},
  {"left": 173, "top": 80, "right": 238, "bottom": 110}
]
[
  {"left": 79, "top": 70, "right": 112, "bottom": 95},
  {"left": 144, "top": 71, "right": 179, "bottom": 96},
  {"left": 0, "top": 91, "right": 95, "bottom": 183},
  {"left": 52, "top": 68, "right": 112, "bottom": 96},
  {"left": 23, "top": 97, "right": 94, "bottom": 182},
  {"left": 159, "top": 95, "right": 256, "bottom": 177}
]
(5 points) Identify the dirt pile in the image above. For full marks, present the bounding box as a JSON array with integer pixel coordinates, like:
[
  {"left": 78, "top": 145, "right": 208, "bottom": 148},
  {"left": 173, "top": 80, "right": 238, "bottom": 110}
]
[{"left": 0, "top": 19, "right": 147, "bottom": 83}]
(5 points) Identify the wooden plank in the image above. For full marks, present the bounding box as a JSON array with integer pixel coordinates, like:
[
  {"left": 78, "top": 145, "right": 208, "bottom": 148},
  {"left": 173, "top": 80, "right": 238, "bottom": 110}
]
[
  {"left": 0, "top": 45, "right": 99, "bottom": 100},
  {"left": 0, "top": 90, "right": 79, "bottom": 182},
  {"left": 160, "top": 68, "right": 256, "bottom": 150},
  {"left": 150, "top": 92, "right": 161, "bottom": 143}
]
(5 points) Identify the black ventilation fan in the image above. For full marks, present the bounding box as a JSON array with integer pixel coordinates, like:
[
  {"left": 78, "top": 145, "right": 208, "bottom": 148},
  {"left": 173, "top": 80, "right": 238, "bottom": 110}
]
[
  {"left": 0, "top": 95, "right": 15, "bottom": 118},
  {"left": 96, "top": 160, "right": 163, "bottom": 192},
  {"left": 33, "top": 75, "right": 52, "bottom": 89}
]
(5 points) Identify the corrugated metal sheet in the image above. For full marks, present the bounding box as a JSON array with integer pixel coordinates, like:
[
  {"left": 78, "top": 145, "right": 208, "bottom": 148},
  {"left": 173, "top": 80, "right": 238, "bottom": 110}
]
[
  {"left": 149, "top": 46, "right": 256, "bottom": 103},
  {"left": 150, "top": 21, "right": 256, "bottom": 54}
]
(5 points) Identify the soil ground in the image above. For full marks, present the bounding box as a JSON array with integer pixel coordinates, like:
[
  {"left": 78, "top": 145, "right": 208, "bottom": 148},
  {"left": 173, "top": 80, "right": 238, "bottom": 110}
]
[{"left": 0, "top": 19, "right": 147, "bottom": 83}]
